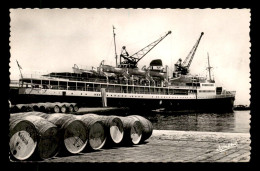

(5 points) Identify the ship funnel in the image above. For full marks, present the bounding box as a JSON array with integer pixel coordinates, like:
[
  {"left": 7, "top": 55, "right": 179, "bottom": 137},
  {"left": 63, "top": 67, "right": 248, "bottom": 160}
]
[{"left": 150, "top": 59, "right": 163, "bottom": 67}]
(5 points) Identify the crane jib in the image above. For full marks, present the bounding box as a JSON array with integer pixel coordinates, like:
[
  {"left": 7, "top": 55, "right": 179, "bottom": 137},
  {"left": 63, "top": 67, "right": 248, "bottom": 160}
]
[
  {"left": 183, "top": 32, "right": 204, "bottom": 68},
  {"left": 174, "top": 32, "right": 204, "bottom": 75},
  {"left": 119, "top": 30, "right": 172, "bottom": 68}
]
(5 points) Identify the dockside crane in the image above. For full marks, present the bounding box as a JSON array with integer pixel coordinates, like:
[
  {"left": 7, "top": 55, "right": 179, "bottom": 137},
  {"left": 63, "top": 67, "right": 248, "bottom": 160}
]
[
  {"left": 119, "top": 31, "right": 172, "bottom": 69},
  {"left": 175, "top": 32, "right": 204, "bottom": 75}
]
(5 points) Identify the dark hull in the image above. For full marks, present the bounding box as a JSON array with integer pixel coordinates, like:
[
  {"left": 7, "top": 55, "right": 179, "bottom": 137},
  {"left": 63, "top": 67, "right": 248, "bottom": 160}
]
[{"left": 9, "top": 88, "right": 235, "bottom": 112}]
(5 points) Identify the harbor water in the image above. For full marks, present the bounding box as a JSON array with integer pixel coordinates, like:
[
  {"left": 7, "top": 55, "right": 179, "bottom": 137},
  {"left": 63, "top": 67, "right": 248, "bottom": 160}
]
[
  {"left": 108, "top": 109, "right": 251, "bottom": 133},
  {"left": 149, "top": 110, "right": 250, "bottom": 133},
  {"left": 148, "top": 110, "right": 251, "bottom": 133}
]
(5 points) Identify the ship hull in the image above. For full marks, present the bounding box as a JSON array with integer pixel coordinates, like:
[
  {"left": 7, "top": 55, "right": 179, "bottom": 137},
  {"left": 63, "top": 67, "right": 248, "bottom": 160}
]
[{"left": 9, "top": 88, "right": 235, "bottom": 112}]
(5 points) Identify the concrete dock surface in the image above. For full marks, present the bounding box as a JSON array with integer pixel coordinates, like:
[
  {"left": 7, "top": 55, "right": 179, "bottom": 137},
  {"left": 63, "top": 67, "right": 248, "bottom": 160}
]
[{"left": 34, "top": 130, "right": 250, "bottom": 163}]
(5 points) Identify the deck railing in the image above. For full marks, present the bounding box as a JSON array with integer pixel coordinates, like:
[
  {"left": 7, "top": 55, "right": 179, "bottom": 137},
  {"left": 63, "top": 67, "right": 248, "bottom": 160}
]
[
  {"left": 17, "top": 77, "right": 233, "bottom": 97},
  {"left": 18, "top": 80, "right": 182, "bottom": 95}
]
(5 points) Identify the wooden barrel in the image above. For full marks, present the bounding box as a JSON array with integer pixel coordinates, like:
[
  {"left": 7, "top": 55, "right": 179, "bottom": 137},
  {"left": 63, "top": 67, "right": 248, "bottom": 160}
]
[
  {"left": 71, "top": 103, "right": 79, "bottom": 112},
  {"left": 19, "top": 115, "right": 60, "bottom": 160},
  {"left": 50, "top": 103, "right": 61, "bottom": 113},
  {"left": 60, "top": 105, "right": 67, "bottom": 113},
  {"left": 12, "top": 112, "right": 88, "bottom": 154},
  {"left": 118, "top": 117, "right": 143, "bottom": 145},
  {"left": 45, "top": 113, "right": 88, "bottom": 154},
  {"left": 86, "top": 114, "right": 124, "bottom": 144},
  {"left": 38, "top": 103, "right": 60, "bottom": 113},
  {"left": 39, "top": 105, "right": 47, "bottom": 112},
  {"left": 38, "top": 103, "right": 52, "bottom": 113},
  {"left": 55, "top": 102, "right": 67, "bottom": 113},
  {"left": 74, "top": 114, "right": 106, "bottom": 150},
  {"left": 126, "top": 115, "right": 153, "bottom": 142},
  {"left": 28, "top": 103, "right": 40, "bottom": 111},
  {"left": 62, "top": 103, "right": 74, "bottom": 113},
  {"left": 26, "top": 105, "right": 33, "bottom": 112},
  {"left": 9, "top": 117, "right": 38, "bottom": 160},
  {"left": 15, "top": 104, "right": 28, "bottom": 112},
  {"left": 68, "top": 104, "right": 74, "bottom": 113},
  {"left": 10, "top": 105, "right": 19, "bottom": 113}
]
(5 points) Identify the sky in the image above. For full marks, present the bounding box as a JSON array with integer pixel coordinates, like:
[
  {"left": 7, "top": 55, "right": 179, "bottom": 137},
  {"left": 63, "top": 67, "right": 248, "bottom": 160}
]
[{"left": 9, "top": 9, "right": 251, "bottom": 105}]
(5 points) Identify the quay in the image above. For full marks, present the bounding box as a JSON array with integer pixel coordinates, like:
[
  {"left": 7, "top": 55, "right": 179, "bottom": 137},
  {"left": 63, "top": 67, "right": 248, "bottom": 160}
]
[
  {"left": 15, "top": 130, "right": 250, "bottom": 163},
  {"left": 9, "top": 107, "right": 250, "bottom": 163}
]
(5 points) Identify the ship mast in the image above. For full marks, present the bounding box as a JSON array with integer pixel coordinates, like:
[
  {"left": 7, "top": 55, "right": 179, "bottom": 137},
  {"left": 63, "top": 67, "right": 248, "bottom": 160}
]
[
  {"left": 113, "top": 25, "right": 118, "bottom": 67},
  {"left": 207, "top": 52, "right": 213, "bottom": 82}
]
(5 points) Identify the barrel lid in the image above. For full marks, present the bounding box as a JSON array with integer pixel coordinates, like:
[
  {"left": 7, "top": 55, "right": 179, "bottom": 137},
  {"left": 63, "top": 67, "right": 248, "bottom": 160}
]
[
  {"left": 63, "top": 120, "right": 88, "bottom": 154},
  {"left": 9, "top": 130, "right": 37, "bottom": 160},
  {"left": 109, "top": 117, "right": 124, "bottom": 144},
  {"left": 130, "top": 121, "right": 143, "bottom": 145},
  {"left": 88, "top": 121, "right": 106, "bottom": 150}
]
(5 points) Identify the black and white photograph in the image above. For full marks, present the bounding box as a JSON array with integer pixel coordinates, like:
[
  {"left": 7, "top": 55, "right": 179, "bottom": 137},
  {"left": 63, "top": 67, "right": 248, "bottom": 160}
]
[{"left": 8, "top": 8, "right": 251, "bottom": 164}]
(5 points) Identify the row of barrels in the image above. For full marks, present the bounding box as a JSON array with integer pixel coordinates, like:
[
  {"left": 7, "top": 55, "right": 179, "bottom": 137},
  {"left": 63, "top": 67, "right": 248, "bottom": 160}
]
[
  {"left": 10, "top": 102, "right": 79, "bottom": 113},
  {"left": 9, "top": 112, "right": 153, "bottom": 161}
]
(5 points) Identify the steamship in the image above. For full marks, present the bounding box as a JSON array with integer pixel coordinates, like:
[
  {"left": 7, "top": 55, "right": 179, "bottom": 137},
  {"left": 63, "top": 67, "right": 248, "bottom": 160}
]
[{"left": 9, "top": 30, "right": 236, "bottom": 112}]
